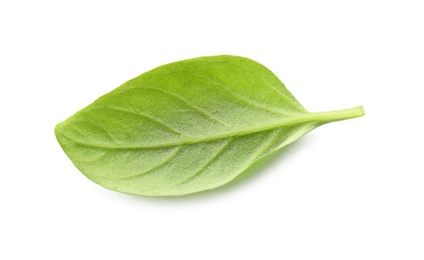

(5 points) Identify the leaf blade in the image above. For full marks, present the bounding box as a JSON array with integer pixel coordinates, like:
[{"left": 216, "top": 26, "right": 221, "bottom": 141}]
[{"left": 55, "top": 55, "right": 364, "bottom": 196}]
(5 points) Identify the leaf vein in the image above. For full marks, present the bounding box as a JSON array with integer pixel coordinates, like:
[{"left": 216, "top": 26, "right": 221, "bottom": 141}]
[
  {"left": 179, "top": 139, "right": 232, "bottom": 184},
  {"left": 58, "top": 112, "right": 319, "bottom": 149},
  {"left": 201, "top": 60, "right": 306, "bottom": 111},
  {"left": 116, "top": 146, "right": 184, "bottom": 180},
  {"left": 81, "top": 113, "right": 117, "bottom": 143},
  {"left": 181, "top": 68, "right": 295, "bottom": 116},
  {"left": 139, "top": 87, "right": 233, "bottom": 128},
  {"left": 252, "top": 128, "right": 285, "bottom": 162},
  {"left": 101, "top": 106, "right": 189, "bottom": 138}
]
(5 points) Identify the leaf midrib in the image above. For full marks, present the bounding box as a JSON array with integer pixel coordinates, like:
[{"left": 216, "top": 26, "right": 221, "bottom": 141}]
[{"left": 58, "top": 107, "right": 363, "bottom": 150}]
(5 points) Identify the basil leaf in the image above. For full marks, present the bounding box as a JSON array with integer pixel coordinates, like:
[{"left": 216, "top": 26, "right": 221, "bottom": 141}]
[{"left": 55, "top": 55, "right": 364, "bottom": 196}]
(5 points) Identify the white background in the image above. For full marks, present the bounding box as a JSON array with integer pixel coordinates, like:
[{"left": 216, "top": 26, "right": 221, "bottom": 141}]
[{"left": 1, "top": 1, "right": 423, "bottom": 259}]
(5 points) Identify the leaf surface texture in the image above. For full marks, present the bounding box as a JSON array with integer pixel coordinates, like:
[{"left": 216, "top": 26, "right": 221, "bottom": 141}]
[{"left": 55, "top": 55, "right": 364, "bottom": 196}]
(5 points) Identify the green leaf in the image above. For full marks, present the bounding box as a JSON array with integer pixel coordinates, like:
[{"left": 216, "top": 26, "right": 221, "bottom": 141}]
[{"left": 55, "top": 55, "right": 364, "bottom": 196}]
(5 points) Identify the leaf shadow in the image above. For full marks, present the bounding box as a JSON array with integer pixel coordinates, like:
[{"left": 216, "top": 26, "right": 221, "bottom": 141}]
[{"left": 118, "top": 135, "right": 314, "bottom": 206}]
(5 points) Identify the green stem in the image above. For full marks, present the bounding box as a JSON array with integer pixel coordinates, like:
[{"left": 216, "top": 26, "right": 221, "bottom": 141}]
[{"left": 308, "top": 106, "right": 365, "bottom": 124}]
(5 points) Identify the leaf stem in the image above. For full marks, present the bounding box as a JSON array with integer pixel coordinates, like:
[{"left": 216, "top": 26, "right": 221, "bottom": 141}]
[{"left": 308, "top": 106, "right": 365, "bottom": 124}]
